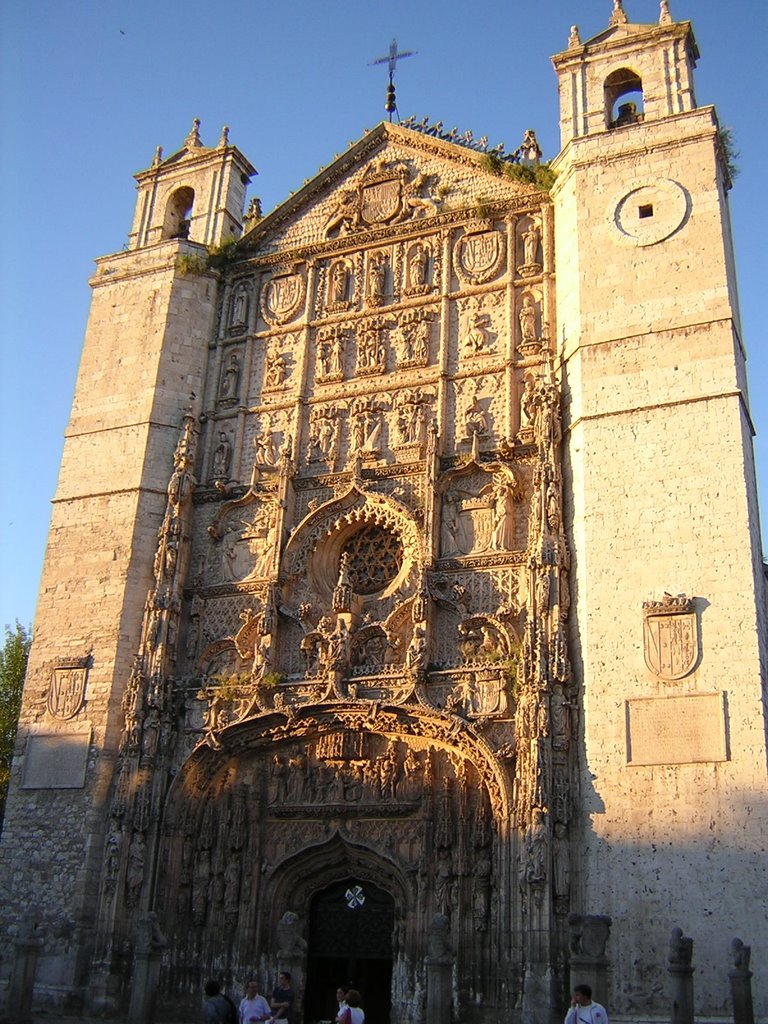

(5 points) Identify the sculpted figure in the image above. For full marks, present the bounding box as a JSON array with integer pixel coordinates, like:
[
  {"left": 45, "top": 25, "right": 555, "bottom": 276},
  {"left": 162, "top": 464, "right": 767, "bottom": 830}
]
[
  {"left": 465, "top": 390, "right": 489, "bottom": 438},
  {"left": 522, "top": 221, "right": 541, "bottom": 266},
  {"left": 519, "top": 375, "right": 536, "bottom": 431},
  {"left": 367, "top": 254, "right": 386, "bottom": 305},
  {"left": 264, "top": 345, "right": 286, "bottom": 389},
  {"left": 330, "top": 261, "right": 349, "bottom": 303},
  {"left": 490, "top": 475, "right": 516, "bottom": 550},
  {"left": 231, "top": 284, "right": 248, "bottom": 327},
  {"left": 220, "top": 352, "right": 241, "bottom": 402},
  {"left": 519, "top": 294, "right": 538, "bottom": 344},
  {"left": 324, "top": 190, "right": 359, "bottom": 237},
  {"left": 211, "top": 431, "right": 232, "bottom": 481},
  {"left": 407, "top": 244, "right": 428, "bottom": 289},
  {"left": 464, "top": 312, "right": 488, "bottom": 354}
]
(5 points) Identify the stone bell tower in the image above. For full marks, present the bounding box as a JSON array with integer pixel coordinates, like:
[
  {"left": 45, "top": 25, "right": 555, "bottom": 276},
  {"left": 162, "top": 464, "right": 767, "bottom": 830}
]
[
  {"left": 0, "top": 121, "right": 255, "bottom": 1006},
  {"left": 551, "top": 0, "right": 768, "bottom": 1013}
]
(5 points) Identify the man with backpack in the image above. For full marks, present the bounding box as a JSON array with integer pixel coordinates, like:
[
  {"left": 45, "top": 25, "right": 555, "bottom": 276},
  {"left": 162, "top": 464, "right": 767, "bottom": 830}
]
[{"left": 205, "top": 979, "right": 238, "bottom": 1024}]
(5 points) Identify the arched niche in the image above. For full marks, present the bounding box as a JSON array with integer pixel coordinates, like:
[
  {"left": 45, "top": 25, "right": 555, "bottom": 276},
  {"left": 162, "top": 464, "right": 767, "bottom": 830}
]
[
  {"left": 604, "top": 67, "right": 644, "bottom": 128},
  {"left": 163, "top": 185, "right": 195, "bottom": 239}
]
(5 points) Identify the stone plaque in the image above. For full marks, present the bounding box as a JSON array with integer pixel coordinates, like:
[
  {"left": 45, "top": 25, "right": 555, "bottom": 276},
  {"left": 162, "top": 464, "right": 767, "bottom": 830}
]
[
  {"left": 626, "top": 692, "right": 727, "bottom": 765},
  {"left": 22, "top": 728, "right": 92, "bottom": 789}
]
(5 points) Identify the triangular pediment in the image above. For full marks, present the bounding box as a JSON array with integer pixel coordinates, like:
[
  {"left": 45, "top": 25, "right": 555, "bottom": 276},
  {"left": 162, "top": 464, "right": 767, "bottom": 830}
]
[{"left": 241, "top": 122, "right": 545, "bottom": 258}]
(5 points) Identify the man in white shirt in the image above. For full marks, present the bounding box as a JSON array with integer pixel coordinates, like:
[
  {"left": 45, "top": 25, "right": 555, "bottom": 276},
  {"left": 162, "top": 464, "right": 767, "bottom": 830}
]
[
  {"left": 239, "top": 979, "right": 272, "bottom": 1024},
  {"left": 564, "top": 984, "right": 608, "bottom": 1024}
]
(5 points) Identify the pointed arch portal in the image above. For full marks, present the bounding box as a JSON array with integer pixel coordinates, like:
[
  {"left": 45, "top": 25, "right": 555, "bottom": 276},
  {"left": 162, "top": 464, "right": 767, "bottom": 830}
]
[{"left": 306, "top": 878, "right": 394, "bottom": 1024}]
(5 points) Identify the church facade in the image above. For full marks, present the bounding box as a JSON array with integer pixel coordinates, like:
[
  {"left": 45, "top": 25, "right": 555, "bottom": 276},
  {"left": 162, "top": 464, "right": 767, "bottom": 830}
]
[{"left": 1, "top": 5, "right": 766, "bottom": 1024}]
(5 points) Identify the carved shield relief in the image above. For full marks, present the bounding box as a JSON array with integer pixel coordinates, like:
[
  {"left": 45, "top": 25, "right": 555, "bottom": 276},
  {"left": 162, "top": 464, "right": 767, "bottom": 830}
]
[
  {"left": 361, "top": 179, "right": 402, "bottom": 225},
  {"left": 262, "top": 272, "right": 305, "bottom": 325},
  {"left": 454, "top": 229, "right": 505, "bottom": 285},
  {"left": 643, "top": 600, "right": 698, "bottom": 679},
  {"left": 48, "top": 659, "right": 89, "bottom": 719}
]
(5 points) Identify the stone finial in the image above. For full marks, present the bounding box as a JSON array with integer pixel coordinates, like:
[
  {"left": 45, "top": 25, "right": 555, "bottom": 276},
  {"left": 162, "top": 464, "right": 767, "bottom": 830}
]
[
  {"left": 218, "top": 125, "right": 230, "bottom": 148},
  {"left": 659, "top": 0, "right": 672, "bottom": 23},
  {"left": 184, "top": 117, "right": 202, "bottom": 148},
  {"left": 151, "top": 145, "right": 163, "bottom": 167},
  {"left": 609, "top": 0, "right": 629, "bottom": 26},
  {"left": 568, "top": 25, "right": 581, "bottom": 48}
]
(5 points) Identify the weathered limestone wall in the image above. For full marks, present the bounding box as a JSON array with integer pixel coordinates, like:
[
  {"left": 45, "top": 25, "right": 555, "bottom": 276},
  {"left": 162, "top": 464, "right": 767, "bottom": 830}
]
[
  {"left": 0, "top": 240, "right": 218, "bottom": 1006},
  {"left": 555, "top": 89, "right": 768, "bottom": 1020}
]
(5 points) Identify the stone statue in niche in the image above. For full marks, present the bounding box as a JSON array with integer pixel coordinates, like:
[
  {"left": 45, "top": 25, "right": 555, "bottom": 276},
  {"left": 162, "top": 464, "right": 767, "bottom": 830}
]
[
  {"left": 230, "top": 283, "right": 249, "bottom": 329},
  {"left": 330, "top": 261, "right": 350, "bottom": 305},
  {"left": 210, "top": 431, "right": 232, "bottom": 482},
  {"left": 406, "top": 242, "right": 429, "bottom": 292},
  {"left": 519, "top": 294, "right": 538, "bottom": 344},
  {"left": 366, "top": 253, "right": 387, "bottom": 306},
  {"left": 219, "top": 352, "right": 241, "bottom": 405},
  {"left": 518, "top": 375, "right": 536, "bottom": 433},
  {"left": 520, "top": 220, "right": 542, "bottom": 272}
]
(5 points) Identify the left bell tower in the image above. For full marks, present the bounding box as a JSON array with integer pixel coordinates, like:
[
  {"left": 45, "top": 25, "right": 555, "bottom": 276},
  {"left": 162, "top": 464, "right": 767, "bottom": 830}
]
[{"left": 0, "top": 121, "right": 255, "bottom": 1013}]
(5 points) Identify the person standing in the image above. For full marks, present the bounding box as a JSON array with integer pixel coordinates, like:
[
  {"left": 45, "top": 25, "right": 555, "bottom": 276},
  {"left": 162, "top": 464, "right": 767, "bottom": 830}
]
[
  {"left": 239, "top": 979, "right": 272, "bottom": 1023},
  {"left": 334, "top": 986, "right": 349, "bottom": 1023},
  {"left": 204, "top": 980, "right": 237, "bottom": 1023},
  {"left": 345, "top": 989, "right": 365, "bottom": 1024},
  {"left": 564, "top": 984, "right": 608, "bottom": 1024},
  {"left": 271, "top": 971, "right": 295, "bottom": 1021}
]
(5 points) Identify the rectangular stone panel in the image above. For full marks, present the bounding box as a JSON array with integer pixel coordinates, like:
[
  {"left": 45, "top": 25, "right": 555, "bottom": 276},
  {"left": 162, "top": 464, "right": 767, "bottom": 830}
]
[
  {"left": 21, "top": 728, "right": 92, "bottom": 789},
  {"left": 626, "top": 692, "right": 727, "bottom": 765}
]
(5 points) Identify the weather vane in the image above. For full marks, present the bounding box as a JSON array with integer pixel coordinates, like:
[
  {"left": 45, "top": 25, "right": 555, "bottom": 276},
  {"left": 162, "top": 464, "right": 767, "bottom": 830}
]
[{"left": 370, "top": 38, "right": 417, "bottom": 122}]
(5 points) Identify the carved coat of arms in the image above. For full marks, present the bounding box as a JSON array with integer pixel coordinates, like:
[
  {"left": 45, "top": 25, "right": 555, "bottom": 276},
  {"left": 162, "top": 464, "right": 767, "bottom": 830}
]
[
  {"left": 454, "top": 228, "right": 505, "bottom": 284},
  {"left": 48, "top": 658, "right": 89, "bottom": 719},
  {"left": 262, "top": 271, "right": 305, "bottom": 325},
  {"left": 642, "top": 594, "right": 698, "bottom": 679}
]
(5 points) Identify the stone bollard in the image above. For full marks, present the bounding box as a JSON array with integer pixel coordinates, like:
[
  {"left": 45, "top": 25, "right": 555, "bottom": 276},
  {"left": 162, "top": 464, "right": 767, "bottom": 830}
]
[
  {"left": 667, "top": 927, "right": 694, "bottom": 1024},
  {"left": 567, "top": 914, "right": 612, "bottom": 1005},
  {"left": 7, "top": 918, "right": 44, "bottom": 1024},
  {"left": 425, "top": 913, "right": 455, "bottom": 1024},
  {"left": 127, "top": 912, "right": 168, "bottom": 1024},
  {"left": 728, "top": 938, "right": 754, "bottom": 1024}
]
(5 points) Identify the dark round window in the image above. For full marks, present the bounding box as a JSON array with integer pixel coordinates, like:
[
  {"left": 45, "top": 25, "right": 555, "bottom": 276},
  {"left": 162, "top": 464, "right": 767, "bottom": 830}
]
[{"left": 341, "top": 525, "right": 403, "bottom": 595}]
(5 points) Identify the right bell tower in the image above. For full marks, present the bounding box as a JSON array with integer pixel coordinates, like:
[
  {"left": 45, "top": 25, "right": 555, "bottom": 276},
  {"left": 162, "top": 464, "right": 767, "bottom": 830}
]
[{"left": 551, "top": 0, "right": 768, "bottom": 1016}]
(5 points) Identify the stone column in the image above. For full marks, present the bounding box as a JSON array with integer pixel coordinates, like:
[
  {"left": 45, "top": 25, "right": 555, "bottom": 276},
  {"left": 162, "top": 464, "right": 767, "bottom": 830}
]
[
  {"left": 425, "top": 913, "right": 454, "bottom": 1024},
  {"left": 567, "top": 914, "right": 611, "bottom": 1005},
  {"left": 7, "top": 919, "right": 44, "bottom": 1024},
  {"left": 127, "top": 913, "right": 167, "bottom": 1024},
  {"left": 728, "top": 938, "right": 754, "bottom": 1024},
  {"left": 667, "top": 927, "right": 694, "bottom": 1024}
]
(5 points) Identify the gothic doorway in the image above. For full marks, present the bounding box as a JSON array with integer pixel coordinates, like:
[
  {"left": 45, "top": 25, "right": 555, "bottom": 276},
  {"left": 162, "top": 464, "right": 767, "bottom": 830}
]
[{"left": 304, "top": 878, "right": 394, "bottom": 1024}]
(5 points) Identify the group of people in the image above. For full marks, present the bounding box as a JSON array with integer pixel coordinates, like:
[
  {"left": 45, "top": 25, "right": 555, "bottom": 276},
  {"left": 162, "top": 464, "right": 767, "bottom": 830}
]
[
  {"left": 333, "top": 985, "right": 365, "bottom": 1024},
  {"left": 204, "top": 971, "right": 295, "bottom": 1024},
  {"left": 207, "top": 975, "right": 595, "bottom": 1024}
]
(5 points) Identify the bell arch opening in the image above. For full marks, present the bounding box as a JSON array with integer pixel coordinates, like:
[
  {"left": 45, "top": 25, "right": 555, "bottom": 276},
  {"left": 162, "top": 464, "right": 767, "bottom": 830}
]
[
  {"left": 604, "top": 67, "right": 644, "bottom": 128},
  {"left": 163, "top": 185, "right": 194, "bottom": 239}
]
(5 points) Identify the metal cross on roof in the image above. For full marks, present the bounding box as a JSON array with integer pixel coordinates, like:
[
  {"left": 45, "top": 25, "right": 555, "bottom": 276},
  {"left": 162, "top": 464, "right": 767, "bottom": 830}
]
[{"left": 370, "top": 38, "right": 417, "bottom": 122}]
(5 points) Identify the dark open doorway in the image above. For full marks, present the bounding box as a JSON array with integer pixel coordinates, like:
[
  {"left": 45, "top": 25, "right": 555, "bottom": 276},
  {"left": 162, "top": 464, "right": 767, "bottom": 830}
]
[{"left": 304, "top": 878, "right": 394, "bottom": 1024}]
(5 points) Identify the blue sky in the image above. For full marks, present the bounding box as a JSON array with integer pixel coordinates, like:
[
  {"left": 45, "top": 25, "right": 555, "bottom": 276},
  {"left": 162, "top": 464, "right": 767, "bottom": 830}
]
[{"left": 1, "top": 0, "right": 766, "bottom": 631}]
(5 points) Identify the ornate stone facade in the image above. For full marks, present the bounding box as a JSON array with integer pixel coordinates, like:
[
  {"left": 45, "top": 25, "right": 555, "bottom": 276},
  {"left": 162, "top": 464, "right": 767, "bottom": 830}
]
[{"left": 1, "top": 7, "right": 767, "bottom": 1024}]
